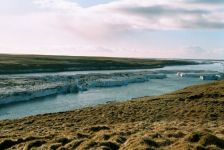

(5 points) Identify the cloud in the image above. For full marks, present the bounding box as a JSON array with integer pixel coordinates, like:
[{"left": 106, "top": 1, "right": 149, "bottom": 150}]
[
  {"left": 121, "top": 5, "right": 208, "bottom": 15},
  {"left": 181, "top": 46, "right": 224, "bottom": 59},
  {"left": 0, "top": 0, "right": 223, "bottom": 58},
  {"left": 29, "top": 0, "right": 224, "bottom": 32},
  {"left": 0, "top": 0, "right": 41, "bottom": 14},
  {"left": 33, "top": 0, "right": 81, "bottom": 11},
  {"left": 114, "top": 2, "right": 224, "bottom": 30},
  {"left": 186, "top": 0, "right": 224, "bottom": 4},
  {"left": 184, "top": 46, "right": 206, "bottom": 53}
]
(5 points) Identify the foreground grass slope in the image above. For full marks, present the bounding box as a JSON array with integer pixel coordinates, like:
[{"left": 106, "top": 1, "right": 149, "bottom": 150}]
[
  {"left": 0, "top": 81, "right": 224, "bottom": 150},
  {"left": 0, "top": 54, "right": 195, "bottom": 74}
]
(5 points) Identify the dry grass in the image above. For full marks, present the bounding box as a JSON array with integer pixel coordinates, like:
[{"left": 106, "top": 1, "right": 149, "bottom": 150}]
[{"left": 0, "top": 81, "right": 224, "bottom": 149}]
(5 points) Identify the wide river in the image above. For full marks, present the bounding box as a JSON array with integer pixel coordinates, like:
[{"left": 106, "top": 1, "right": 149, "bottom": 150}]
[{"left": 0, "top": 61, "right": 223, "bottom": 120}]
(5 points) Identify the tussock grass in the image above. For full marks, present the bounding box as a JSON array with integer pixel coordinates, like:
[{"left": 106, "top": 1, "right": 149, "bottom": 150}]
[{"left": 0, "top": 81, "right": 224, "bottom": 149}]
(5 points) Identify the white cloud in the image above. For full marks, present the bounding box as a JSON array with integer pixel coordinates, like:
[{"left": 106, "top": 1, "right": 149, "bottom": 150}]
[
  {"left": 30, "top": 0, "right": 224, "bottom": 32},
  {"left": 33, "top": 0, "right": 81, "bottom": 11},
  {"left": 0, "top": 0, "right": 40, "bottom": 14},
  {"left": 0, "top": 0, "right": 223, "bottom": 58}
]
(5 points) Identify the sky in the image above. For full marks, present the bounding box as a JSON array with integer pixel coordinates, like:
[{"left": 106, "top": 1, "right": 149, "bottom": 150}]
[{"left": 0, "top": 0, "right": 224, "bottom": 59}]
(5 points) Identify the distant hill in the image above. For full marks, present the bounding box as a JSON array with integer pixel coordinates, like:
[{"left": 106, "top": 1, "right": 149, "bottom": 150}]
[
  {"left": 0, "top": 54, "right": 196, "bottom": 74},
  {"left": 0, "top": 81, "right": 224, "bottom": 149}
]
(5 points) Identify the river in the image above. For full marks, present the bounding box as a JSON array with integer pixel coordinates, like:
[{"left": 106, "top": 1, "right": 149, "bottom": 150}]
[{"left": 0, "top": 61, "right": 223, "bottom": 120}]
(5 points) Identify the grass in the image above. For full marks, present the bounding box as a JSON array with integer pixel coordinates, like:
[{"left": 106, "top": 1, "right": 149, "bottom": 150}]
[
  {"left": 24, "top": 140, "right": 46, "bottom": 150},
  {"left": 0, "top": 54, "right": 196, "bottom": 74},
  {"left": 0, "top": 81, "right": 223, "bottom": 149}
]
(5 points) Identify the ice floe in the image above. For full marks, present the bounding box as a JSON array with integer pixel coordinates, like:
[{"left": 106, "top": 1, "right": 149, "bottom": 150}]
[{"left": 0, "top": 72, "right": 167, "bottom": 104}]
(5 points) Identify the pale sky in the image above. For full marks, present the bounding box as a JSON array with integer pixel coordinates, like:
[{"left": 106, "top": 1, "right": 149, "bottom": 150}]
[{"left": 0, "top": 0, "right": 224, "bottom": 59}]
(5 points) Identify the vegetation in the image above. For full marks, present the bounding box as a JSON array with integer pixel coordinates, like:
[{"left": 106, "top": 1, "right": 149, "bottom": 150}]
[
  {"left": 0, "top": 54, "right": 196, "bottom": 74},
  {"left": 0, "top": 81, "right": 224, "bottom": 149}
]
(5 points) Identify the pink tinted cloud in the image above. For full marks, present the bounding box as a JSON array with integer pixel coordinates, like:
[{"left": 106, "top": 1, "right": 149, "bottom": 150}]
[{"left": 0, "top": 0, "right": 223, "bottom": 58}]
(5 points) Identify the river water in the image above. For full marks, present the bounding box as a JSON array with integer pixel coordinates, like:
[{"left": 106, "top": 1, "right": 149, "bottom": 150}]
[{"left": 0, "top": 61, "right": 223, "bottom": 120}]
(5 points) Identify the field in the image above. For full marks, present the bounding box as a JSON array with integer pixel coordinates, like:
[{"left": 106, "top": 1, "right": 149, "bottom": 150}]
[
  {"left": 0, "top": 81, "right": 224, "bottom": 149},
  {"left": 0, "top": 54, "right": 196, "bottom": 74}
]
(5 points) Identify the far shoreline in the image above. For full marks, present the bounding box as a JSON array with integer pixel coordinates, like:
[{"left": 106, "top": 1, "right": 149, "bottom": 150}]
[{"left": 0, "top": 54, "right": 198, "bottom": 75}]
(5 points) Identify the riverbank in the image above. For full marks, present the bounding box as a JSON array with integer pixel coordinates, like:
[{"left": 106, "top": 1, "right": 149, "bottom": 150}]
[
  {"left": 0, "top": 54, "right": 197, "bottom": 74},
  {"left": 0, "top": 80, "right": 224, "bottom": 149}
]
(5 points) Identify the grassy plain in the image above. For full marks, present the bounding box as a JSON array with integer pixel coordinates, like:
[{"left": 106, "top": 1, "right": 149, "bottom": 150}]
[
  {"left": 0, "top": 81, "right": 224, "bottom": 149},
  {"left": 0, "top": 54, "right": 196, "bottom": 74}
]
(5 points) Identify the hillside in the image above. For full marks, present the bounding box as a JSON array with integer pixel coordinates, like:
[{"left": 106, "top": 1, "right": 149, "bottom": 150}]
[
  {"left": 0, "top": 81, "right": 224, "bottom": 150},
  {"left": 0, "top": 54, "right": 196, "bottom": 74}
]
